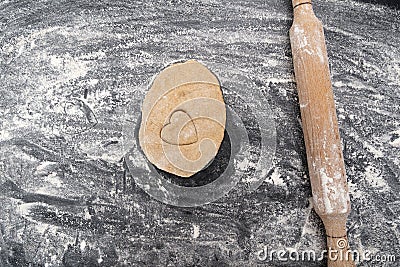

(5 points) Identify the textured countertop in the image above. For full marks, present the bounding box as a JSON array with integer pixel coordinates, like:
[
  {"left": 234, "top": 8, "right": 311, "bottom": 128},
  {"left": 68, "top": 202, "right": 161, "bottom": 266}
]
[{"left": 0, "top": 0, "right": 399, "bottom": 266}]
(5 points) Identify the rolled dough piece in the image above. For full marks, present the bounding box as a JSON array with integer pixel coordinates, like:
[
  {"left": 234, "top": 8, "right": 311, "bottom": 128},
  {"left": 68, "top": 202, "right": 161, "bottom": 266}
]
[{"left": 139, "top": 60, "right": 226, "bottom": 177}]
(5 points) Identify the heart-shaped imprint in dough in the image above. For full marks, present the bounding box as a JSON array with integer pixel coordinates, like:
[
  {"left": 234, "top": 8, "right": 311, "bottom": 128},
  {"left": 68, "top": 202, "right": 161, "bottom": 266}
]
[{"left": 160, "top": 110, "right": 198, "bottom": 146}]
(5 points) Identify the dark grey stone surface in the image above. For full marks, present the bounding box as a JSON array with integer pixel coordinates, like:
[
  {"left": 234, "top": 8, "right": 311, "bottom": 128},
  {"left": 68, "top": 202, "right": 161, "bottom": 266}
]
[{"left": 0, "top": 0, "right": 399, "bottom": 266}]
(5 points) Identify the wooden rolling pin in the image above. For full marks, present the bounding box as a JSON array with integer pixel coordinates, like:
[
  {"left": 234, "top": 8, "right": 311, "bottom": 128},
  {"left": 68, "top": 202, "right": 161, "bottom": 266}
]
[{"left": 289, "top": 1, "right": 355, "bottom": 266}]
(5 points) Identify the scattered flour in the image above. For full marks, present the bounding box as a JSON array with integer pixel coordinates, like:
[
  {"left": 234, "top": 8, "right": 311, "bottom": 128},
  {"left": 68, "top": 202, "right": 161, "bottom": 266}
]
[
  {"left": 80, "top": 240, "right": 87, "bottom": 251},
  {"left": 364, "top": 165, "right": 389, "bottom": 192},
  {"left": 363, "top": 141, "right": 384, "bottom": 158},
  {"left": 43, "top": 172, "right": 63, "bottom": 188},
  {"left": 192, "top": 224, "right": 200, "bottom": 239},
  {"left": 348, "top": 180, "right": 364, "bottom": 200},
  {"left": 236, "top": 158, "right": 250, "bottom": 171},
  {"left": 0, "top": 130, "right": 11, "bottom": 141},
  {"left": 268, "top": 167, "right": 286, "bottom": 187},
  {"left": 389, "top": 129, "right": 400, "bottom": 148},
  {"left": 34, "top": 161, "right": 58, "bottom": 176}
]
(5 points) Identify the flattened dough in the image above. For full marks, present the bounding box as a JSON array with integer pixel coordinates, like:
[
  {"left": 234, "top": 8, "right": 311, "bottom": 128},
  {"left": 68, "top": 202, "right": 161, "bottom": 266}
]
[{"left": 139, "top": 60, "right": 226, "bottom": 177}]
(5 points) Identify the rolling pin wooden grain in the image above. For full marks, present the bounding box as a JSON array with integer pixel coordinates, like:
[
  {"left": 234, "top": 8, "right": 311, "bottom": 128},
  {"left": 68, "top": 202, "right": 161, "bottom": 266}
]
[{"left": 289, "top": 1, "right": 355, "bottom": 266}]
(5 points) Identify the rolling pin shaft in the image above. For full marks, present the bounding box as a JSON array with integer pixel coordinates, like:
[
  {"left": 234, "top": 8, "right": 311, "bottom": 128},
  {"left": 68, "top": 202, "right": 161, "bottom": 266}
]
[{"left": 289, "top": 1, "right": 355, "bottom": 266}]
